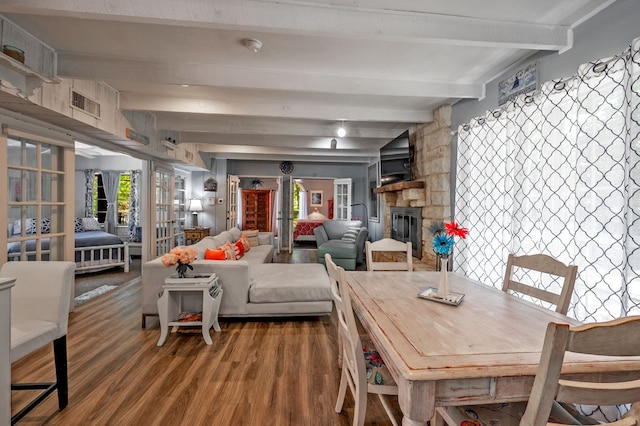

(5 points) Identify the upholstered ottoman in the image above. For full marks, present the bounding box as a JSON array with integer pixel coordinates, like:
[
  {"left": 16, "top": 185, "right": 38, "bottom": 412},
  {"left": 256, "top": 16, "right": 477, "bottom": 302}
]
[{"left": 317, "top": 240, "right": 358, "bottom": 270}]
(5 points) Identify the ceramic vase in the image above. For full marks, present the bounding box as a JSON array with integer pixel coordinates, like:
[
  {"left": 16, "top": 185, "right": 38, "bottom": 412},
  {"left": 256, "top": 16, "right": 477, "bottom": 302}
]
[
  {"left": 437, "top": 257, "right": 449, "bottom": 298},
  {"left": 176, "top": 262, "right": 189, "bottom": 278}
]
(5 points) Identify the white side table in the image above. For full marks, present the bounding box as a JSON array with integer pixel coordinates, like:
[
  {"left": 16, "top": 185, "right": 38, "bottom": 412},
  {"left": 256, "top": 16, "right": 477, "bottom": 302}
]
[{"left": 157, "top": 273, "right": 223, "bottom": 346}]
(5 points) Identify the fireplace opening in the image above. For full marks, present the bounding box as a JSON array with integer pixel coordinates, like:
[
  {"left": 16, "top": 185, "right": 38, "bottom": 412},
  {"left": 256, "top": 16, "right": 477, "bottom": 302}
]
[{"left": 390, "top": 207, "right": 422, "bottom": 259}]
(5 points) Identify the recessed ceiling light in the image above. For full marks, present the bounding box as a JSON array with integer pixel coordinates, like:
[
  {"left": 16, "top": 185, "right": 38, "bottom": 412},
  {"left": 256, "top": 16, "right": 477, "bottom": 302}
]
[{"left": 180, "top": 84, "right": 190, "bottom": 88}]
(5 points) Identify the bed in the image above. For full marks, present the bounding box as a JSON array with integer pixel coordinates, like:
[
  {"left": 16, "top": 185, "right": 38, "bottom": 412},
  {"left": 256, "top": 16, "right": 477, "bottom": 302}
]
[
  {"left": 293, "top": 220, "right": 325, "bottom": 242},
  {"left": 6, "top": 217, "right": 130, "bottom": 274}
]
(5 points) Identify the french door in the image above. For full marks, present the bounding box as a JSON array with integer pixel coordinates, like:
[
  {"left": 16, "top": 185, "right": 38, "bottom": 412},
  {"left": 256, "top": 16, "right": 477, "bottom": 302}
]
[
  {"left": 2, "top": 128, "right": 74, "bottom": 263},
  {"left": 333, "top": 178, "right": 352, "bottom": 221}
]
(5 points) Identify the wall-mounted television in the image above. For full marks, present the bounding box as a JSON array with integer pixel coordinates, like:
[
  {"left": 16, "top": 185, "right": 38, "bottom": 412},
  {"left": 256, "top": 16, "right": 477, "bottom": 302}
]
[{"left": 380, "top": 130, "right": 412, "bottom": 185}]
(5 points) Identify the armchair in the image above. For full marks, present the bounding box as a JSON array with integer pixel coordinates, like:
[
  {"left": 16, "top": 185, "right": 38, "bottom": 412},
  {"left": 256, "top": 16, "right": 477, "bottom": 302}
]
[{"left": 314, "top": 220, "right": 368, "bottom": 270}]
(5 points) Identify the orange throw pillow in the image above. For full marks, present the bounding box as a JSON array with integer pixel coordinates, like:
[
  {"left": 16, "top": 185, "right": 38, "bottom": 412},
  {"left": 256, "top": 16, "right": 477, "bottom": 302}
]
[
  {"left": 234, "top": 240, "right": 245, "bottom": 259},
  {"left": 239, "top": 235, "right": 251, "bottom": 252},
  {"left": 204, "top": 248, "right": 226, "bottom": 260}
]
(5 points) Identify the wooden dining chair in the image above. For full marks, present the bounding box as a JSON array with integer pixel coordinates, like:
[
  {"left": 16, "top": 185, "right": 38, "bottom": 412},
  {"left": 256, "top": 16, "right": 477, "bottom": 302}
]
[
  {"left": 365, "top": 239, "right": 413, "bottom": 272},
  {"left": 435, "top": 315, "right": 640, "bottom": 426},
  {"left": 503, "top": 253, "right": 578, "bottom": 314},
  {"left": 1, "top": 261, "right": 75, "bottom": 425},
  {"left": 325, "top": 253, "right": 399, "bottom": 426}
]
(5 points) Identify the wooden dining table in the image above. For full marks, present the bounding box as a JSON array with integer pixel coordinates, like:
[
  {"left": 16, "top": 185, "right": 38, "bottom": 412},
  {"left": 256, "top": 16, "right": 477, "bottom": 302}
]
[{"left": 345, "top": 271, "right": 640, "bottom": 426}]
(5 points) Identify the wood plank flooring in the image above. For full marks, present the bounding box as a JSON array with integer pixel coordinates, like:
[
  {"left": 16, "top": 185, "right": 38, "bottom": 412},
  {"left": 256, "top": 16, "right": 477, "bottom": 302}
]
[{"left": 11, "top": 247, "right": 398, "bottom": 425}]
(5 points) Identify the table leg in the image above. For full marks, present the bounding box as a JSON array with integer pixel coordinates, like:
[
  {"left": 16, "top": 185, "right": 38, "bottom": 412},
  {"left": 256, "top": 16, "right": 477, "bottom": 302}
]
[
  {"left": 397, "top": 377, "right": 434, "bottom": 426},
  {"left": 157, "top": 290, "right": 169, "bottom": 346}
]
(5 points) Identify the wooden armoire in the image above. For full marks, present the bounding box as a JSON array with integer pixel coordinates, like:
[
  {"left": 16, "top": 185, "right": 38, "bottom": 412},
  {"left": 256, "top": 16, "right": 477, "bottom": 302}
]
[{"left": 242, "top": 190, "right": 271, "bottom": 232}]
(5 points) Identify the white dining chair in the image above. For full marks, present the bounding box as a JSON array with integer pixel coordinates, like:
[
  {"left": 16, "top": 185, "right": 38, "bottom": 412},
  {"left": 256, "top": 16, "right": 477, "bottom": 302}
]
[
  {"left": 365, "top": 239, "right": 413, "bottom": 272},
  {"left": 503, "top": 253, "right": 578, "bottom": 315},
  {"left": 325, "top": 253, "right": 399, "bottom": 426},
  {"left": 1, "top": 261, "right": 75, "bottom": 424},
  {"left": 435, "top": 316, "right": 640, "bottom": 426}
]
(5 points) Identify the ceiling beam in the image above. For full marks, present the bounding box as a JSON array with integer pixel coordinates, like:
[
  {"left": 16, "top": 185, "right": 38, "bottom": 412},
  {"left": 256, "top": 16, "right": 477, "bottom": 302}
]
[
  {"left": 179, "top": 133, "right": 385, "bottom": 149},
  {"left": 196, "top": 143, "right": 377, "bottom": 160},
  {"left": 156, "top": 116, "right": 406, "bottom": 139},
  {"left": 0, "top": 0, "right": 570, "bottom": 50},
  {"left": 58, "top": 53, "right": 483, "bottom": 99},
  {"left": 120, "top": 93, "right": 432, "bottom": 123}
]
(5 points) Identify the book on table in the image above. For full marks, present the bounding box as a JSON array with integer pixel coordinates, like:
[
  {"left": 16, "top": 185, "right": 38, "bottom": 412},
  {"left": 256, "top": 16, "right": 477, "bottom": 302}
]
[{"left": 173, "top": 311, "right": 202, "bottom": 322}]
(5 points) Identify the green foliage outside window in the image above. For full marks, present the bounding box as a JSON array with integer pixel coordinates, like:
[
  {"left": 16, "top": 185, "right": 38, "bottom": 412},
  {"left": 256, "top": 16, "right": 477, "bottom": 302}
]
[{"left": 293, "top": 182, "right": 301, "bottom": 225}]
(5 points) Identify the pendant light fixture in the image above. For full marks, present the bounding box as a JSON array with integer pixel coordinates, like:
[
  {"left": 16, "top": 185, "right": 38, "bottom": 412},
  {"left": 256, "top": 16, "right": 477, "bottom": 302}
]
[{"left": 337, "top": 121, "right": 346, "bottom": 138}]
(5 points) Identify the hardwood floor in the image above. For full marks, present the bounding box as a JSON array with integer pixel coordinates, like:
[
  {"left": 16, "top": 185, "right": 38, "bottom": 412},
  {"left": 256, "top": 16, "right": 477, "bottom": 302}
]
[{"left": 11, "top": 247, "right": 398, "bottom": 425}]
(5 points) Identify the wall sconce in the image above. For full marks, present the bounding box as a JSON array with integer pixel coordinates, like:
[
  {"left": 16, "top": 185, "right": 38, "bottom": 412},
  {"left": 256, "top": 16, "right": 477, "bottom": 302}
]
[{"left": 189, "top": 199, "right": 204, "bottom": 227}]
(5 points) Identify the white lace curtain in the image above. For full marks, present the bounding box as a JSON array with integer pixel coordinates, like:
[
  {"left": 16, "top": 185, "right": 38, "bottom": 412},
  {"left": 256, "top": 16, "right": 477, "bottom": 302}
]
[{"left": 454, "top": 37, "right": 640, "bottom": 324}]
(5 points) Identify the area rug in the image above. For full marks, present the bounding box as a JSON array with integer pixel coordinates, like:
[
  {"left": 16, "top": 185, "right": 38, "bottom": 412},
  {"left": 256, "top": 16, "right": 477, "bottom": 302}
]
[{"left": 74, "top": 285, "right": 117, "bottom": 306}]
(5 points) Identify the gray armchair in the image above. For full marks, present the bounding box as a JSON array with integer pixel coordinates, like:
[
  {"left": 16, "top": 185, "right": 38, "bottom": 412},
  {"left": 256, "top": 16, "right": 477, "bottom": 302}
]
[{"left": 314, "top": 220, "right": 368, "bottom": 270}]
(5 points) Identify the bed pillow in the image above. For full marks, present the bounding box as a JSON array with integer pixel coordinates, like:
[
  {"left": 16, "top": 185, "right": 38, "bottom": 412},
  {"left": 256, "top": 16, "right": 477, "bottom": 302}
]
[
  {"left": 82, "top": 217, "right": 101, "bottom": 231},
  {"left": 74, "top": 218, "right": 85, "bottom": 233},
  {"left": 204, "top": 248, "right": 226, "bottom": 260},
  {"left": 41, "top": 218, "right": 51, "bottom": 234},
  {"left": 13, "top": 218, "right": 37, "bottom": 235}
]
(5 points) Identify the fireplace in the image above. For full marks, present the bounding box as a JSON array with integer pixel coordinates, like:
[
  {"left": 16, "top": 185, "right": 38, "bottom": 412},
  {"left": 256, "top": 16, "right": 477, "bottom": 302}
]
[{"left": 390, "top": 207, "right": 422, "bottom": 259}]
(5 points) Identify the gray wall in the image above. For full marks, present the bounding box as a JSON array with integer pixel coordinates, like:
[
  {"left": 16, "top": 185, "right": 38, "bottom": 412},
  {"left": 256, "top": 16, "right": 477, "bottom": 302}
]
[
  {"left": 450, "top": 0, "right": 640, "bottom": 217},
  {"left": 451, "top": 0, "right": 640, "bottom": 130}
]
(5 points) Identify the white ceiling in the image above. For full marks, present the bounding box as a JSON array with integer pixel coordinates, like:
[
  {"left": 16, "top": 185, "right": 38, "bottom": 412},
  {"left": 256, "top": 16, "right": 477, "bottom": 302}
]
[{"left": 0, "top": 0, "right": 615, "bottom": 163}]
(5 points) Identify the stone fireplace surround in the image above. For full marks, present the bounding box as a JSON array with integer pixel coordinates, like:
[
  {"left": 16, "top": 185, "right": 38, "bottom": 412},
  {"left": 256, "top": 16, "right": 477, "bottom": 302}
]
[{"left": 374, "top": 105, "right": 452, "bottom": 271}]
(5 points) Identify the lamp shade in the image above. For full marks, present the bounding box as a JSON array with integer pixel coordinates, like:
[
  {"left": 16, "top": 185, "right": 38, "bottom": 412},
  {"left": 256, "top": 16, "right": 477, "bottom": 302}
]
[{"left": 189, "top": 199, "right": 203, "bottom": 212}]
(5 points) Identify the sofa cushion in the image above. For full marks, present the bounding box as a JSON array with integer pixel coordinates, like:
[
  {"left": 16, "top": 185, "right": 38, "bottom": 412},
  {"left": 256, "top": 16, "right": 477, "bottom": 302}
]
[
  {"left": 229, "top": 227, "right": 242, "bottom": 241},
  {"left": 242, "top": 229, "right": 259, "bottom": 247},
  {"left": 191, "top": 237, "right": 220, "bottom": 260},
  {"left": 317, "top": 240, "right": 357, "bottom": 258},
  {"left": 249, "top": 264, "right": 331, "bottom": 303},
  {"left": 341, "top": 226, "right": 359, "bottom": 242},
  {"left": 218, "top": 231, "right": 235, "bottom": 244},
  {"left": 242, "top": 245, "right": 273, "bottom": 263},
  {"left": 322, "top": 220, "right": 363, "bottom": 240}
]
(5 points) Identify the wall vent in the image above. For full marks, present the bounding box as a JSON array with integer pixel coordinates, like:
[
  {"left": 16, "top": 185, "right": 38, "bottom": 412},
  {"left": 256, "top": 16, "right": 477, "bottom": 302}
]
[{"left": 71, "top": 90, "right": 101, "bottom": 118}]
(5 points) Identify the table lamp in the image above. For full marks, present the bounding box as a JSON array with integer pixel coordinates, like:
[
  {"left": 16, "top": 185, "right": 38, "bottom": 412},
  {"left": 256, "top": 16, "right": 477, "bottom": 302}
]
[{"left": 189, "top": 199, "right": 203, "bottom": 227}]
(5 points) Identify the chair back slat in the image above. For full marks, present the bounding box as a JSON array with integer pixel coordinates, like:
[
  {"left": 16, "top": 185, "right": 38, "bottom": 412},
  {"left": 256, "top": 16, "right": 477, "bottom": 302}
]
[
  {"left": 502, "top": 253, "right": 577, "bottom": 314},
  {"left": 365, "top": 239, "right": 413, "bottom": 272},
  {"left": 521, "top": 316, "right": 640, "bottom": 426}
]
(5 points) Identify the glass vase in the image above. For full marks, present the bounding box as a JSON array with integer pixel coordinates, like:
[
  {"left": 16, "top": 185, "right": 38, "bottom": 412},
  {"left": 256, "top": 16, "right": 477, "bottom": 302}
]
[{"left": 437, "top": 257, "right": 449, "bottom": 298}]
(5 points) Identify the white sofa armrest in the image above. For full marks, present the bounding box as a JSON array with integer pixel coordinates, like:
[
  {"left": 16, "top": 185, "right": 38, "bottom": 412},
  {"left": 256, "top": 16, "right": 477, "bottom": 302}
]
[{"left": 258, "top": 232, "right": 273, "bottom": 246}]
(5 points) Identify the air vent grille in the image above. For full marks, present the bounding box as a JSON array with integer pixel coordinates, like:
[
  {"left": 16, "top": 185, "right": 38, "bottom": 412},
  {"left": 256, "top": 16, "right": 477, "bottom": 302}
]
[{"left": 71, "top": 90, "right": 101, "bottom": 118}]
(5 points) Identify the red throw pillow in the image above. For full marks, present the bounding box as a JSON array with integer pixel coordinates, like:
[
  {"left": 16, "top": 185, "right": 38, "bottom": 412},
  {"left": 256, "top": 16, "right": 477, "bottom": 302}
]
[
  {"left": 234, "top": 240, "right": 245, "bottom": 259},
  {"left": 204, "top": 248, "right": 226, "bottom": 260}
]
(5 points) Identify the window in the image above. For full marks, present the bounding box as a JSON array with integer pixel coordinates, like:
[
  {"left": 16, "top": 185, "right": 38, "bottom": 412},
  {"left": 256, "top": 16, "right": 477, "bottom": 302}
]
[{"left": 93, "top": 172, "right": 130, "bottom": 224}]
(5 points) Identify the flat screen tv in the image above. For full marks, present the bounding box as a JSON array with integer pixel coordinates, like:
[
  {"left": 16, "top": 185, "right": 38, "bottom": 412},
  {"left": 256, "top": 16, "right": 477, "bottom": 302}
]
[{"left": 380, "top": 130, "right": 412, "bottom": 185}]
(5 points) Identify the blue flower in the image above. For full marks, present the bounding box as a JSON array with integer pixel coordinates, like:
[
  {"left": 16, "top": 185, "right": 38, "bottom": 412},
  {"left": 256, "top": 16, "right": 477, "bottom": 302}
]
[{"left": 433, "top": 234, "right": 454, "bottom": 256}]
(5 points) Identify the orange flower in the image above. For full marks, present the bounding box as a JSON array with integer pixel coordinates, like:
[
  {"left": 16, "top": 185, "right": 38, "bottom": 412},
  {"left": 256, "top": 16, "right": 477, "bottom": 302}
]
[
  {"left": 445, "top": 221, "right": 468, "bottom": 239},
  {"left": 161, "top": 247, "right": 197, "bottom": 267}
]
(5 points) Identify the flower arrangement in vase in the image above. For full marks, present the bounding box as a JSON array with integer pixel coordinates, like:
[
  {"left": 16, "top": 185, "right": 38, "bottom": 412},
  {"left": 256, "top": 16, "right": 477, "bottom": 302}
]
[
  {"left": 161, "top": 247, "right": 197, "bottom": 278},
  {"left": 428, "top": 221, "right": 468, "bottom": 297}
]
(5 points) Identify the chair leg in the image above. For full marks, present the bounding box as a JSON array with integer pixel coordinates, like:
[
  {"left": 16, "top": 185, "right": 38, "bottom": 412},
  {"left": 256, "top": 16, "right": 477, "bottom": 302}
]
[
  {"left": 53, "top": 335, "right": 68, "bottom": 410},
  {"left": 335, "top": 368, "right": 348, "bottom": 413},
  {"left": 10, "top": 336, "right": 68, "bottom": 424}
]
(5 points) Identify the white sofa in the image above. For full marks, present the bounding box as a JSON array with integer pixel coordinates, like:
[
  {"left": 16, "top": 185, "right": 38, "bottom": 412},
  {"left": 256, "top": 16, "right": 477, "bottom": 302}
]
[{"left": 141, "top": 227, "right": 332, "bottom": 327}]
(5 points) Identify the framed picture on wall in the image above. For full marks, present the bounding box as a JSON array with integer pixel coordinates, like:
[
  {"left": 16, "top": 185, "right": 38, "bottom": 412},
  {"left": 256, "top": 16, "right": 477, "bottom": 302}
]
[{"left": 310, "top": 190, "right": 323, "bottom": 207}]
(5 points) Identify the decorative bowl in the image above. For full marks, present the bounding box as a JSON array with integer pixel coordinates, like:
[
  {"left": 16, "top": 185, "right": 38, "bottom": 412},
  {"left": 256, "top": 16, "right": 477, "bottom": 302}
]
[{"left": 3, "top": 45, "right": 25, "bottom": 63}]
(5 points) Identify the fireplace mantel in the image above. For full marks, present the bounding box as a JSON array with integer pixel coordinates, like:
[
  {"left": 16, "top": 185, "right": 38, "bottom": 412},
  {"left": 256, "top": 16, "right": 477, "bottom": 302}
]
[{"left": 374, "top": 180, "right": 424, "bottom": 194}]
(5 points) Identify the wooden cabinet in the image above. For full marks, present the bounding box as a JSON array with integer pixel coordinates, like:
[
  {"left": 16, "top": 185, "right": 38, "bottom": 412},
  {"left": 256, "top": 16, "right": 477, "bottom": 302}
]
[
  {"left": 184, "top": 227, "right": 210, "bottom": 245},
  {"left": 242, "top": 190, "right": 271, "bottom": 232}
]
